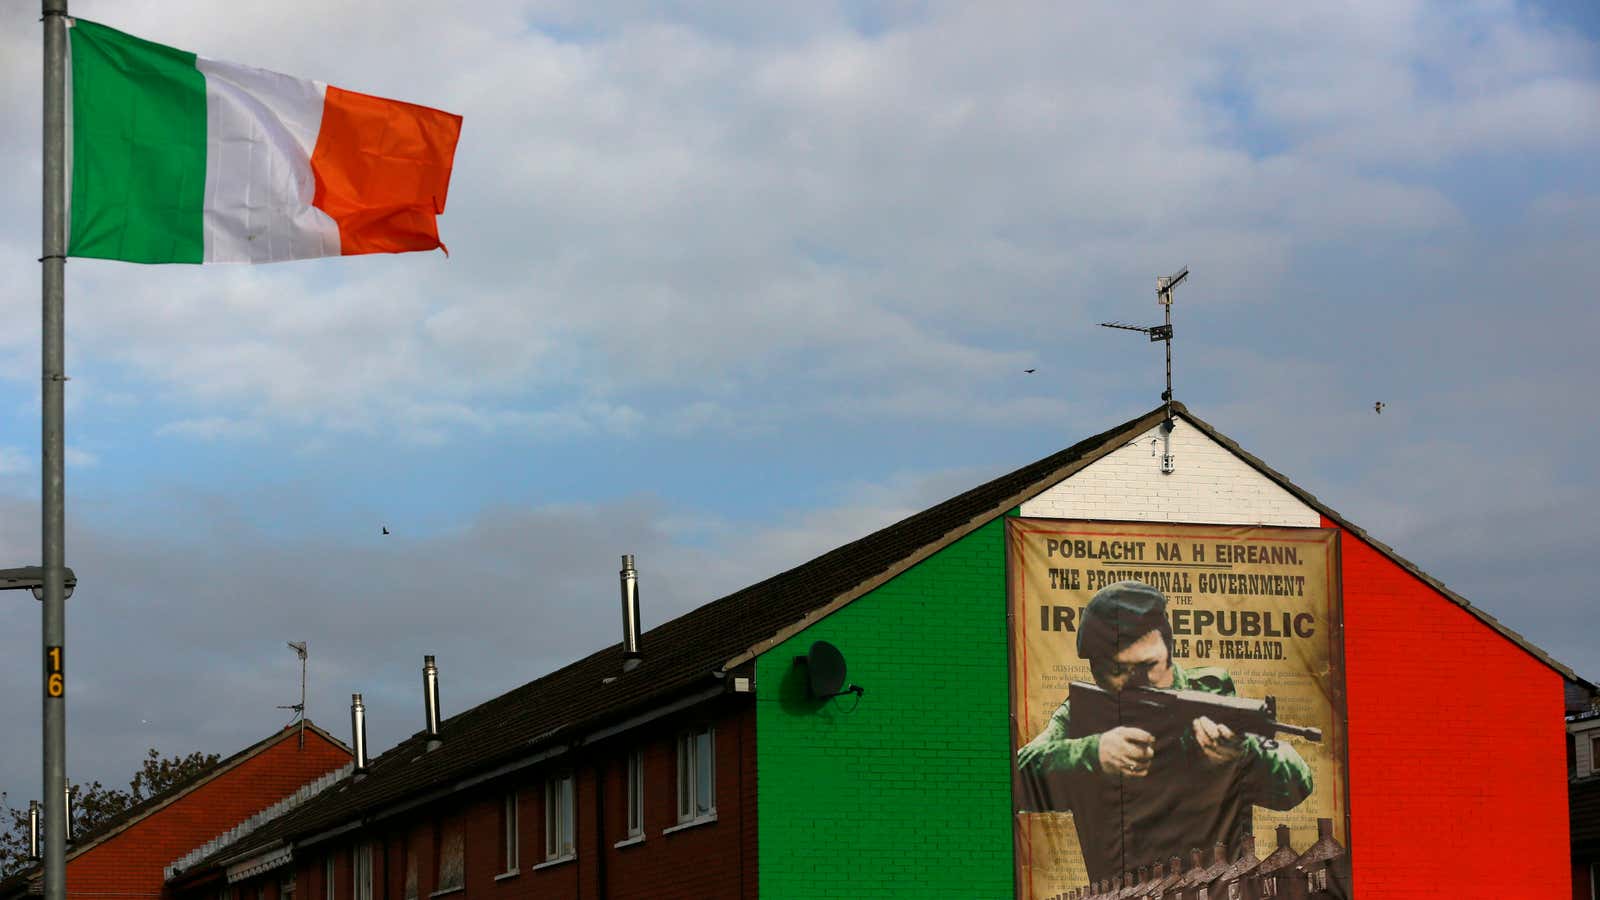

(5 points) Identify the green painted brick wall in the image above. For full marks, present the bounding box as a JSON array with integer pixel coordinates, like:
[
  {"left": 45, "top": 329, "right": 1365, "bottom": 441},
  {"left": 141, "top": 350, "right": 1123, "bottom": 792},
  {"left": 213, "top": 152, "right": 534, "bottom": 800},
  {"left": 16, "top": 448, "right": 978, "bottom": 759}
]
[{"left": 756, "top": 515, "right": 1014, "bottom": 898}]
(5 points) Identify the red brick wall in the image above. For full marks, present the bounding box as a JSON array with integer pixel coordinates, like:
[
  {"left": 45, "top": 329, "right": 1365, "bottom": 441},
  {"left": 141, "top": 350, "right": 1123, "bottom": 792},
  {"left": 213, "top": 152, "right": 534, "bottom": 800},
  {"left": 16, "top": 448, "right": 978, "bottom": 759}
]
[
  {"left": 225, "top": 697, "right": 754, "bottom": 900},
  {"left": 1331, "top": 517, "right": 1571, "bottom": 898},
  {"left": 65, "top": 726, "right": 350, "bottom": 900}
]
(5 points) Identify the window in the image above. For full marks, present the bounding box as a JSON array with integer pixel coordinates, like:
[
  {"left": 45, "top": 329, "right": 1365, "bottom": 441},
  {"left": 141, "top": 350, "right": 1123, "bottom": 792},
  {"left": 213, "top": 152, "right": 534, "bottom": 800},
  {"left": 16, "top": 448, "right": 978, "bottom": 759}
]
[
  {"left": 1261, "top": 875, "right": 1278, "bottom": 897},
  {"left": 1308, "top": 868, "right": 1328, "bottom": 892},
  {"left": 352, "top": 843, "right": 372, "bottom": 900},
  {"left": 544, "top": 773, "right": 575, "bottom": 861},
  {"left": 324, "top": 853, "right": 335, "bottom": 900},
  {"left": 499, "top": 792, "right": 519, "bottom": 874},
  {"left": 402, "top": 829, "right": 418, "bottom": 900},
  {"left": 279, "top": 871, "right": 295, "bottom": 899},
  {"left": 625, "top": 751, "right": 644, "bottom": 840},
  {"left": 435, "top": 815, "right": 465, "bottom": 893},
  {"left": 676, "top": 726, "right": 715, "bottom": 823}
]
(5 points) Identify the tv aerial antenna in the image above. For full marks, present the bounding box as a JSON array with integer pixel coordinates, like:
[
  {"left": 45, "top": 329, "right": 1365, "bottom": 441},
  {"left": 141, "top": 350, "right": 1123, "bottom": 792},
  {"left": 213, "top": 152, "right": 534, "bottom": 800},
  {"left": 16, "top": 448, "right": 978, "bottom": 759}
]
[
  {"left": 1100, "top": 266, "right": 1187, "bottom": 473},
  {"left": 277, "top": 641, "right": 308, "bottom": 749}
]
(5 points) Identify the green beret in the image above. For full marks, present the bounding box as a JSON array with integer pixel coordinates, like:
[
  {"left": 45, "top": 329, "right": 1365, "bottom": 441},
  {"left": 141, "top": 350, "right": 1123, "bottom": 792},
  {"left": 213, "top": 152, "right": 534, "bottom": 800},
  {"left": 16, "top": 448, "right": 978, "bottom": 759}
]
[{"left": 1077, "top": 580, "right": 1169, "bottom": 660}]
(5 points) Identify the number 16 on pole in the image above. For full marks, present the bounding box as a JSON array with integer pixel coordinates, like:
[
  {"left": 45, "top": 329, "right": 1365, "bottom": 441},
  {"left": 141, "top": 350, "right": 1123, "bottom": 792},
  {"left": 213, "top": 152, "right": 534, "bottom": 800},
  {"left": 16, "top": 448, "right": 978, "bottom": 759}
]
[{"left": 46, "top": 645, "right": 63, "bottom": 697}]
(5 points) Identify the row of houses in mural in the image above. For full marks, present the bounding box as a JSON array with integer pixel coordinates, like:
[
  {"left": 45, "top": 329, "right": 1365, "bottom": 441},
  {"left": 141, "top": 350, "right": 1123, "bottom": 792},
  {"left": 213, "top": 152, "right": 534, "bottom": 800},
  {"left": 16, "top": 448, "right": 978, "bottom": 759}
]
[
  {"left": 1048, "top": 821, "right": 1348, "bottom": 900},
  {"left": 0, "top": 404, "right": 1589, "bottom": 899}
]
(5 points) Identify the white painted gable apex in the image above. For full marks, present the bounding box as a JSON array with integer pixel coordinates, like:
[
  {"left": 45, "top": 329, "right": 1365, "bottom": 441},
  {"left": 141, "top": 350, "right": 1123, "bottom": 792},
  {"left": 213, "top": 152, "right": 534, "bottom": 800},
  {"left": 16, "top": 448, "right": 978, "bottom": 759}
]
[{"left": 1018, "top": 417, "right": 1321, "bottom": 526}]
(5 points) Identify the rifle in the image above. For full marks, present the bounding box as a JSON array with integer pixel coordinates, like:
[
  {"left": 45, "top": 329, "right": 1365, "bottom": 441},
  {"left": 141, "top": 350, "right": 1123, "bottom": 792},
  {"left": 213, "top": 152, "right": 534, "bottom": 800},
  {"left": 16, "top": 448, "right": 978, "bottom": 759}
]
[{"left": 1065, "top": 681, "right": 1323, "bottom": 746}]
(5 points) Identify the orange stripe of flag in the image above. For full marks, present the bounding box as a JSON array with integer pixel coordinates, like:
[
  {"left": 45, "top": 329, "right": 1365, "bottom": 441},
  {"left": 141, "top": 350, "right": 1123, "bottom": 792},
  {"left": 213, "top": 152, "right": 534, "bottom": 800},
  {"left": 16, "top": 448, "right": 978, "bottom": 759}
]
[{"left": 310, "top": 86, "right": 463, "bottom": 256}]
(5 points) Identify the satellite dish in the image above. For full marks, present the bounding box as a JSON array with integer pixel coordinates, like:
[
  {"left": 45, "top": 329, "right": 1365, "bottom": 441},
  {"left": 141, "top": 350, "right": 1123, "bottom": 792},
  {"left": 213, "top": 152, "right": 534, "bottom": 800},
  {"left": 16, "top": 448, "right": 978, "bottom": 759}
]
[{"left": 796, "top": 640, "right": 854, "bottom": 699}]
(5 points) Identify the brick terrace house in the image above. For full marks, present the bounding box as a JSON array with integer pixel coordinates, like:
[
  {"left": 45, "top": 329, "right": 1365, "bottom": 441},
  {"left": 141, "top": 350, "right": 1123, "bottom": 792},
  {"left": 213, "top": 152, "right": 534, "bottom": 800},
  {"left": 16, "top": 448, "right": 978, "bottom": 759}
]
[
  {"left": 158, "top": 404, "right": 1583, "bottom": 899},
  {"left": 0, "top": 723, "right": 351, "bottom": 900}
]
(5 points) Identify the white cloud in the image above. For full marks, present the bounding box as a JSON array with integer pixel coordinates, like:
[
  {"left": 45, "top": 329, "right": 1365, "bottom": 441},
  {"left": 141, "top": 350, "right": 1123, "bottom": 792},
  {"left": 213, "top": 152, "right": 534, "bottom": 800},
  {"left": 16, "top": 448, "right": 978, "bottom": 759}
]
[{"left": 2, "top": 1, "right": 1590, "bottom": 443}]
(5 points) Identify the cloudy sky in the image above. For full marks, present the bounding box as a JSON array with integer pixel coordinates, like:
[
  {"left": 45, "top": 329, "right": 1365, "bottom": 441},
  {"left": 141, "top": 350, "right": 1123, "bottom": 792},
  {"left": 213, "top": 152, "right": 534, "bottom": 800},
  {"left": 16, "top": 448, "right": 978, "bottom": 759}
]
[{"left": 0, "top": 0, "right": 1597, "bottom": 812}]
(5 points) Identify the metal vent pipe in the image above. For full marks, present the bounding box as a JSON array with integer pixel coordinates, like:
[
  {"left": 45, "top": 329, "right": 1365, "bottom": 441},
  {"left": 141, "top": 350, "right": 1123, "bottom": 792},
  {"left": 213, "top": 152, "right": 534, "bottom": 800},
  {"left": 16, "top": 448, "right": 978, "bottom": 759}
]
[
  {"left": 619, "top": 554, "right": 642, "bottom": 668},
  {"left": 28, "top": 801, "right": 39, "bottom": 859},
  {"left": 351, "top": 693, "right": 368, "bottom": 772},
  {"left": 423, "top": 655, "right": 441, "bottom": 740}
]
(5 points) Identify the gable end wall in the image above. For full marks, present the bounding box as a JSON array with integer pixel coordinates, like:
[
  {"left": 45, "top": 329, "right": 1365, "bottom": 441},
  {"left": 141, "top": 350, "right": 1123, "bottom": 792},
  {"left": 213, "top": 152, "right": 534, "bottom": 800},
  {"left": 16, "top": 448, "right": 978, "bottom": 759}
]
[
  {"left": 67, "top": 729, "right": 351, "bottom": 900},
  {"left": 1020, "top": 420, "right": 1320, "bottom": 526},
  {"left": 1331, "top": 515, "right": 1570, "bottom": 898}
]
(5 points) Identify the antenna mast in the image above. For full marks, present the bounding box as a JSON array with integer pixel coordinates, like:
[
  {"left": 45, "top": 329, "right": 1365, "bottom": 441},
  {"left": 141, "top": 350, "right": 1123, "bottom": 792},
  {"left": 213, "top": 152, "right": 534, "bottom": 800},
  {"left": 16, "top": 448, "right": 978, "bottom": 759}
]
[
  {"left": 1100, "top": 266, "right": 1188, "bottom": 472},
  {"left": 279, "top": 641, "right": 308, "bottom": 749}
]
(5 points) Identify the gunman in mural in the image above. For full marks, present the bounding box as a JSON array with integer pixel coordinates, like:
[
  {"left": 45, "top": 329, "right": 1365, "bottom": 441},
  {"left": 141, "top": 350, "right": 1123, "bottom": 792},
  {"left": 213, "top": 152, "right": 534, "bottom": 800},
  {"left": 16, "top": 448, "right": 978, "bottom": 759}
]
[{"left": 1015, "top": 580, "right": 1314, "bottom": 884}]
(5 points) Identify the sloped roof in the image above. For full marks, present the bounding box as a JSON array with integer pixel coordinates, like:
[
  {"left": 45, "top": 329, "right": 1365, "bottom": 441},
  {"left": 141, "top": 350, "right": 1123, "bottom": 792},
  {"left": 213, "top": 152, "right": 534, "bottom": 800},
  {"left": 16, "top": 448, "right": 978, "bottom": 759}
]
[
  {"left": 170, "top": 404, "right": 1173, "bottom": 879},
  {"left": 169, "top": 402, "right": 1583, "bottom": 880}
]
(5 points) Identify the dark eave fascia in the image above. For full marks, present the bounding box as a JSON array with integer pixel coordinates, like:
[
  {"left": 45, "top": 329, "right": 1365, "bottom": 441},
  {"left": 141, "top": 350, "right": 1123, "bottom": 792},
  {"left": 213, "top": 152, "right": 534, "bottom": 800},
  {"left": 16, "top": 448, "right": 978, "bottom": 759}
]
[
  {"left": 294, "top": 680, "right": 729, "bottom": 851},
  {"left": 259, "top": 679, "right": 731, "bottom": 860}
]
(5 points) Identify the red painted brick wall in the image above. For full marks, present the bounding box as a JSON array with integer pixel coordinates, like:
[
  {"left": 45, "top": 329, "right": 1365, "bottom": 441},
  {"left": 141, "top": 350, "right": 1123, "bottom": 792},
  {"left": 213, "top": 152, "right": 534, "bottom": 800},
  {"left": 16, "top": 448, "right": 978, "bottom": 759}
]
[
  {"left": 66, "top": 726, "right": 351, "bottom": 900},
  {"left": 1330, "top": 517, "right": 1571, "bottom": 898}
]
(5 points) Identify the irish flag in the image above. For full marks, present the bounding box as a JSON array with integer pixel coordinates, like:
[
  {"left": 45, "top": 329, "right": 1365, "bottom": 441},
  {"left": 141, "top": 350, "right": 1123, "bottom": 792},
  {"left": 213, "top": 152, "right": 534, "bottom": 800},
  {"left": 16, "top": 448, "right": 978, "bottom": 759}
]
[{"left": 67, "top": 19, "right": 462, "bottom": 264}]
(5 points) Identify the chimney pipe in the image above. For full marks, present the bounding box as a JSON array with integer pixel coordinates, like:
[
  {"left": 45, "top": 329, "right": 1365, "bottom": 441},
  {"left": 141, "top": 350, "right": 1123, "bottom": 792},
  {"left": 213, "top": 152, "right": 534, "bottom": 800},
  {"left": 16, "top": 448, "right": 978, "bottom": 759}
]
[
  {"left": 619, "top": 554, "right": 642, "bottom": 670},
  {"left": 1276, "top": 823, "right": 1292, "bottom": 849},
  {"left": 423, "top": 655, "right": 442, "bottom": 748},
  {"left": 28, "top": 801, "right": 39, "bottom": 860},
  {"left": 1317, "top": 817, "right": 1334, "bottom": 840},
  {"left": 351, "top": 693, "right": 368, "bottom": 773}
]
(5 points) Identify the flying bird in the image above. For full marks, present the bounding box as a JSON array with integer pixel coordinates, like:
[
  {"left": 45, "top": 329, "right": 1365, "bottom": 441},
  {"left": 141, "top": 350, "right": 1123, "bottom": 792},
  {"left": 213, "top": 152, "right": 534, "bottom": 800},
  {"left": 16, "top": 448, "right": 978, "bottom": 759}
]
[
  {"left": 1024, "top": 368, "right": 1036, "bottom": 374},
  {"left": 381, "top": 526, "right": 390, "bottom": 535},
  {"left": 1374, "top": 402, "right": 1385, "bottom": 415}
]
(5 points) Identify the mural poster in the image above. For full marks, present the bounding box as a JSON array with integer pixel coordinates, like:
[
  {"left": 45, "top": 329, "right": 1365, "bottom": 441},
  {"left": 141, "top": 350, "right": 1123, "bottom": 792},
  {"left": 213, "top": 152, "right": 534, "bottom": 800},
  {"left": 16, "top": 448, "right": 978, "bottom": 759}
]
[{"left": 1009, "top": 519, "right": 1350, "bottom": 899}]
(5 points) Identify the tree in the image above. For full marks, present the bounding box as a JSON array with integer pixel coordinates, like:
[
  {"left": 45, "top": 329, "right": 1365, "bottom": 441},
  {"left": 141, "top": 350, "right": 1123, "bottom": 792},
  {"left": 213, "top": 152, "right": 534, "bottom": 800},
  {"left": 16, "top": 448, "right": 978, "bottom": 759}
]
[{"left": 0, "top": 748, "right": 221, "bottom": 878}]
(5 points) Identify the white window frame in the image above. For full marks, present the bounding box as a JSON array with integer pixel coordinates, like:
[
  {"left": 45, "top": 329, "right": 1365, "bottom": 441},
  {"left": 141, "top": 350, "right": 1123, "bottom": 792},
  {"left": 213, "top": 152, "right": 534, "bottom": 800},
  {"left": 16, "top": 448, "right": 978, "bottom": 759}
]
[
  {"left": 543, "top": 772, "right": 575, "bottom": 863},
  {"left": 324, "top": 853, "right": 335, "bottom": 900},
  {"left": 675, "top": 726, "right": 715, "bottom": 825},
  {"left": 352, "top": 843, "right": 372, "bottom": 900},
  {"left": 500, "top": 791, "right": 519, "bottom": 875}
]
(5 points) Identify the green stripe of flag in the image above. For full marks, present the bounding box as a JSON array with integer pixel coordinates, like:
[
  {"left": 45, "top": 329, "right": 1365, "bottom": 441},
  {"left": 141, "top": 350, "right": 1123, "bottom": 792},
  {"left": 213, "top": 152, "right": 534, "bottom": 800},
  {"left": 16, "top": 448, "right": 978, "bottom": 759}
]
[{"left": 68, "top": 19, "right": 207, "bottom": 264}]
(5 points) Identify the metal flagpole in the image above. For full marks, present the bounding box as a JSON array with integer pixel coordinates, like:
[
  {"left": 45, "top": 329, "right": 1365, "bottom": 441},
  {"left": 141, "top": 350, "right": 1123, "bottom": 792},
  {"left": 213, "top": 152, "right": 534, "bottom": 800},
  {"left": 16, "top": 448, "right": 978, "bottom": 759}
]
[{"left": 40, "top": 4, "right": 69, "bottom": 900}]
